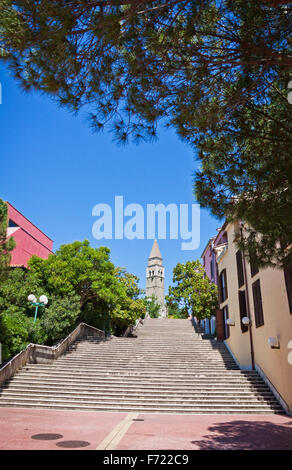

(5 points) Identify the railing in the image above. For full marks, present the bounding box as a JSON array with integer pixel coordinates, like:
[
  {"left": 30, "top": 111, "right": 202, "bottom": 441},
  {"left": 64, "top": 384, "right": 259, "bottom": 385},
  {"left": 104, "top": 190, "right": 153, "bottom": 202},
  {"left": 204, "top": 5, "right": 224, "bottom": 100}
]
[
  {"left": 0, "top": 322, "right": 105, "bottom": 386},
  {"left": 123, "top": 312, "right": 150, "bottom": 337},
  {"left": 0, "top": 346, "right": 32, "bottom": 387},
  {"left": 0, "top": 314, "right": 150, "bottom": 385}
]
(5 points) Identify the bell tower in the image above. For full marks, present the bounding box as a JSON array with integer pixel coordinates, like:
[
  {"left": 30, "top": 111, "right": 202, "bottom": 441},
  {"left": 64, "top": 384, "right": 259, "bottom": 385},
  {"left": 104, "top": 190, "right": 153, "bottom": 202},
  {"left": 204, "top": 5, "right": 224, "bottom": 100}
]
[{"left": 146, "top": 239, "right": 167, "bottom": 316}]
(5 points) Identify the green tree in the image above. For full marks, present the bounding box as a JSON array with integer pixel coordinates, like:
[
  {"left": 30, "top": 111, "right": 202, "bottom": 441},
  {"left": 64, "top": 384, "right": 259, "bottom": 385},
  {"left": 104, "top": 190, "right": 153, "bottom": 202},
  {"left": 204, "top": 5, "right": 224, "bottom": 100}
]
[
  {"left": 115, "top": 267, "right": 143, "bottom": 300},
  {"left": 167, "top": 302, "right": 186, "bottom": 319},
  {"left": 166, "top": 261, "right": 218, "bottom": 321},
  {"left": 193, "top": 71, "right": 292, "bottom": 269},
  {"left": 39, "top": 292, "right": 81, "bottom": 345},
  {"left": 0, "top": 268, "right": 46, "bottom": 360},
  {"left": 112, "top": 267, "right": 146, "bottom": 332},
  {"left": 28, "top": 240, "right": 144, "bottom": 336},
  {"left": 28, "top": 240, "right": 115, "bottom": 307},
  {"left": 145, "top": 295, "right": 161, "bottom": 318},
  {"left": 1, "top": 2, "right": 291, "bottom": 265},
  {"left": 0, "top": 308, "right": 33, "bottom": 359},
  {"left": 0, "top": 240, "right": 144, "bottom": 361}
]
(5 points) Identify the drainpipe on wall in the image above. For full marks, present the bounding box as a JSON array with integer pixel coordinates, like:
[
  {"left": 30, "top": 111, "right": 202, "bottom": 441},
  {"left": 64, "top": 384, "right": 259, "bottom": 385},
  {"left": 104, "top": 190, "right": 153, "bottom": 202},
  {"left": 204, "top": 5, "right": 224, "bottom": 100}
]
[
  {"left": 211, "top": 240, "right": 216, "bottom": 336},
  {"left": 240, "top": 224, "right": 255, "bottom": 371},
  {"left": 211, "top": 240, "right": 216, "bottom": 284},
  {"left": 210, "top": 241, "right": 216, "bottom": 335},
  {"left": 212, "top": 241, "right": 222, "bottom": 340}
]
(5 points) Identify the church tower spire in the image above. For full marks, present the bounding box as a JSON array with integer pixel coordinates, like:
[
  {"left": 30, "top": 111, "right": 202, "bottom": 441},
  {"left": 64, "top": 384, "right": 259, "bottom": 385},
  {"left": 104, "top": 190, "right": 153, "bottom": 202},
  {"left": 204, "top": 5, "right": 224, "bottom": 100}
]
[{"left": 146, "top": 239, "right": 167, "bottom": 317}]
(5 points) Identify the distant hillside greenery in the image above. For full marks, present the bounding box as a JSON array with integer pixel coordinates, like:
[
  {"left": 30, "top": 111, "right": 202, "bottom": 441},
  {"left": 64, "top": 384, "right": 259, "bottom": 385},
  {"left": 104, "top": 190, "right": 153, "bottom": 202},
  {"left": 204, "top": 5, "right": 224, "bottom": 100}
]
[{"left": 0, "top": 237, "right": 145, "bottom": 362}]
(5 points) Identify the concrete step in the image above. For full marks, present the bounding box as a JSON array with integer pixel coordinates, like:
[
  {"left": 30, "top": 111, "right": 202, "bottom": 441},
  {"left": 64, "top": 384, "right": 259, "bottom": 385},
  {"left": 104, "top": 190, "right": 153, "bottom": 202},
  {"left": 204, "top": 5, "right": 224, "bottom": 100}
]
[
  {"left": 69, "top": 356, "right": 230, "bottom": 360},
  {"left": 67, "top": 352, "right": 234, "bottom": 358},
  {"left": 1, "top": 384, "right": 276, "bottom": 398},
  {"left": 0, "top": 391, "right": 280, "bottom": 406},
  {"left": 63, "top": 349, "right": 235, "bottom": 354},
  {"left": 18, "top": 365, "right": 260, "bottom": 375},
  {"left": 70, "top": 345, "right": 212, "bottom": 348},
  {"left": 0, "top": 399, "right": 283, "bottom": 414},
  {"left": 17, "top": 371, "right": 264, "bottom": 383},
  {"left": 0, "top": 318, "right": 283, "bottom": 414},
  {"left": 7, "top": 377, "right": 272, "bottom": 391},
  {"left": 58, "top": 357, "right": 237, "bottom": 363},
  {"left": 12, "top": 376, "right": 270, "bottom": 388},
  {"left": 15, "top": 366, "right": 264, "bottom": 377},
  {"left": 65, "top": 349, "right": 234, "bottom": 354},
  {"left": 61, "top": 361, "right": 237, "bottom": 367},
  {"left": 0, "top": 404, "right": 282, "bottom": 415},
  {"left": 52, "top": 364, "right": 239, "bottom": 371},
  {"left": 68, "top": 349, "right": 231, "bottom": 355},
  {"left": 7, "top": 380, "right": 272, "bottom": 393},
  {"left": 58, "top": 364, "right": 239, "bottom": 370}
]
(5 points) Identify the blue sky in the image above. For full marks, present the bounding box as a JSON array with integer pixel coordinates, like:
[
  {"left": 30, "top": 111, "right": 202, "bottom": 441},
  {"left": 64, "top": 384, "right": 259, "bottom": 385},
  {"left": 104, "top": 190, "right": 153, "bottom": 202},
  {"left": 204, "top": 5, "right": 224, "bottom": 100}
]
[{"left": 0, "top": 63, "right": 221, "bottom": 293}]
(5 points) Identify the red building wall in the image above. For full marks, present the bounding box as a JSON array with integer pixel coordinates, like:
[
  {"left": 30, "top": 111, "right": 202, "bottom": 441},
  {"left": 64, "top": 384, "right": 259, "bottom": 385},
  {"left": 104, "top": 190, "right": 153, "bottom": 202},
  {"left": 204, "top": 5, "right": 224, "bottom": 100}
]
[{"left": 6, "top": 202, "right": 53, "bottom": 267}]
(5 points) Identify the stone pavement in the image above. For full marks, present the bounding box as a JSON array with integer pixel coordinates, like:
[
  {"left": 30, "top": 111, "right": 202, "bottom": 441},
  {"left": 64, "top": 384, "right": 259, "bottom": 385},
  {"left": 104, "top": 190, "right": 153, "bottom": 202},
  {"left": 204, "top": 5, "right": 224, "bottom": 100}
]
[{"left": 0, "top": 408, "right": 292, "bottom": 450}]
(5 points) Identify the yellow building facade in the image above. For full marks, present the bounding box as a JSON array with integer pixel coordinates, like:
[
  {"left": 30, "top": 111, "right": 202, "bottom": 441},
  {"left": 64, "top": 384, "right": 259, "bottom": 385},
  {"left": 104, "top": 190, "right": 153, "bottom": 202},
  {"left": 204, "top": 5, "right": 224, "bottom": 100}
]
[{"left": 215, "top": 221, "right": 292, "bottom": 414}]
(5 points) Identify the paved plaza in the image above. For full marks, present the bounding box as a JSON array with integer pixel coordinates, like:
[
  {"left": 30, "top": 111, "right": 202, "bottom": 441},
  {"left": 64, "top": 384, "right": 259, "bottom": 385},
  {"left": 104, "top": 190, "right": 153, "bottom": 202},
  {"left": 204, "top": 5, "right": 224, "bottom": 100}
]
[{"left": 0, "top": 408, "right": 292, "bottom": 450}]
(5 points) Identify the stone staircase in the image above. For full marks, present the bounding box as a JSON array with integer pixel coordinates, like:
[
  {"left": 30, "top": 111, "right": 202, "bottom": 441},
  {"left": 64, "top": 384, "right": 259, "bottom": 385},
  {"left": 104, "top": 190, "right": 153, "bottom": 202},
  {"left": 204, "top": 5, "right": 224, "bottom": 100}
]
[{"left": 0, "top": 318, "right": 284, "bottom": 414}]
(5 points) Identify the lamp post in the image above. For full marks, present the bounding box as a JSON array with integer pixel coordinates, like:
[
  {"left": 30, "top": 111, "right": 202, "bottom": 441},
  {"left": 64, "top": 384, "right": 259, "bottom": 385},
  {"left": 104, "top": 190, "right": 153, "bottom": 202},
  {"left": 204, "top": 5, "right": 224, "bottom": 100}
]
[
  {"left": 28, "top": 294, "right": 48, "bottom": 323},
  {"left": 268, "top": 337, "right": 280, "bottom": 349},
  {"left": 239, "top": 222, "right": 255, "bottom": 371},
  {"left": 242, "top": 316, "right": 251, "bottom": 327},
  {"left": 241, "top": 315, "right": 255, "bottom": 370}
]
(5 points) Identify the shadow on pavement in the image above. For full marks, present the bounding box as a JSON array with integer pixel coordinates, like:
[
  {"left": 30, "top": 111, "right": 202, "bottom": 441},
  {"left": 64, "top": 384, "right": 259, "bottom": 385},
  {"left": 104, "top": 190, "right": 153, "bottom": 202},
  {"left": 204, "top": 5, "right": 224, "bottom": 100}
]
[{"left": 191, "top": 419, "right": 292, "bottom": 450}]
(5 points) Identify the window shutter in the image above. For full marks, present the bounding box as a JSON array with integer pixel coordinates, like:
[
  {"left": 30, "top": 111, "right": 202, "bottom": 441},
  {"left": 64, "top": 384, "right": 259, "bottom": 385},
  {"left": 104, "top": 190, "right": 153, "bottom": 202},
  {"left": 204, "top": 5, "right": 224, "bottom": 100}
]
[
  {"left": 218, "top": 271, "right": 222, "bottom": 304},
  {"left": 284, "top": 257, "right": 292, "bottom": 315},
  {"left": 223, "top": 269, "right": 228, "bottom": 300},
  {"left": 223, "top": 305, "right": 230, "bottom": 339},
  {"left": 236, "top": 250, "right": 244, "bottom": 288},
  {"left": 219, "top": 269, "right": 228, "bottom": 303},
  {"left": 250, "top": 256, "right": 259, "bottom": 278},
  {"left": 210, "top": 259, "right": 214, "bottom": 281},
  {"left": 252, "top": 279, "right": 264, "bottom": 327},
  {"left": 215, "top": 309, "right": 225, "bottom": 342},
  {"left": 238, "top": 290, "right": 248, "bottom": 333}
]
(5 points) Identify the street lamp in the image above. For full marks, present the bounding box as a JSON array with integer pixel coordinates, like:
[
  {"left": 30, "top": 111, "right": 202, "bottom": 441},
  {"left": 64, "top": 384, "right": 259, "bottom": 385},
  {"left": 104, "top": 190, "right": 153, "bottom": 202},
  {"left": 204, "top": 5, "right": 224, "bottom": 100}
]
[
  {"left": 268, "top": 337, "right": 280, "bottom": 349},
  {"left": 28, "top": 294, "right": 48, "bottom": 323},
  {"left": 242, "top": 316, "right": 251, "bottom": 326}
]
